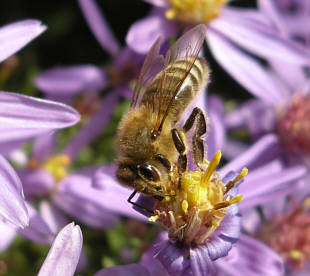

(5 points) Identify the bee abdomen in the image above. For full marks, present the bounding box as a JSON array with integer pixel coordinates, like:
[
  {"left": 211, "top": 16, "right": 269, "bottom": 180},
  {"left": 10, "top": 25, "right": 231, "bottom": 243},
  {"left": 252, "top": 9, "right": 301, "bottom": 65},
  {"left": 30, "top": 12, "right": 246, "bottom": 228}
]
[{"left": 142, "top": 57, "right": 209, "bottom": 117}]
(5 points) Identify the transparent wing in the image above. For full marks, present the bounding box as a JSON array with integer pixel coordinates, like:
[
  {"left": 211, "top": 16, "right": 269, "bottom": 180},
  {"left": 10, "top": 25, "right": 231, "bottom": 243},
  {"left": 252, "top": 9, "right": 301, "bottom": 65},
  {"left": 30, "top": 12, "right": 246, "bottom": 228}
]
[
  {"left": 155, "top": 24, "right": 206, "bottom": 132},
  {"left": 130, "top": 37, "right": 164, "bottom": 109}
]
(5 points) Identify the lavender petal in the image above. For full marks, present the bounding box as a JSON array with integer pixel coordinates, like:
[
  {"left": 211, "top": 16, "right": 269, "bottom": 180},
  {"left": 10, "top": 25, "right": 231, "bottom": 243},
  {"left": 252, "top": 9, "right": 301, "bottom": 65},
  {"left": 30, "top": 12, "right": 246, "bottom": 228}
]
[
  {"left": 17, "top": 169, "right": 54, "bottom": 197},
  {"left": 0, "top": 91, "right": 80, "bottom": 130},
  {"left": 63, "top": 92, "right": 118, "bottom": 161},
  {"left": 0, "top": 219, "right": 17, "bottom": 252},
  {"left": 207, "top": 95, "right": 225, "bottom": 158},
  {"left": 126, "top": 11, "right": 178, "bottom": 54},
  {"left": 39, "top": 201, "right": 68, "bottom": 234},
  {"left": 78, "top": 0, "right": 120, "bottom": 56},
  {"left": 95, "top": 264, "right": 150, "bottom": 276},
  {"left": 220, "top": 134, "right": 279, "bottom": 176},
  {"left": 35, "top": 65, "right": 107, "bottom": 95},
  {"left": 206, "top": 29, "right": 285, "bottom": 104},
  {"left": 0, "top": 155, "right": 28, "bottom": 228},
  {"left": 0, "top": 20, "right": 46, "bottom": 63},
  {"left": 212, "top": 9, "right": 310, "bottom": 65},
  {"left": 239, "top": 165, "right": 307, "bottom": 210},
  {"left": 190, "top": 246, "right": 216, "bottom": 276},
  {"left": 38, "top": 222, "right": 83, "bottom": 276},
  {"left": 216, "top": 234, "right": 284, "bottom": 276},
  {"left": 18, "top": 203, "right": 54, "bottom": 244}
]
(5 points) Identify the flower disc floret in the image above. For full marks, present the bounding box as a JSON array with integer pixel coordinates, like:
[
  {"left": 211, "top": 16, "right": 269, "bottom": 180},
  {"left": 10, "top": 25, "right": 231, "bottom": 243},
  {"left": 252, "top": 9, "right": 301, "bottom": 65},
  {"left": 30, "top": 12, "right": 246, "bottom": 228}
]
[
  {"left": 166, "top": 0, "right": 228, "bottom": 24},
  {"left": 276, "top": 93, "right": 310, "bottom": 156},
  {"left": 150, "top": 150, "right": 247, "bottom": 247}
]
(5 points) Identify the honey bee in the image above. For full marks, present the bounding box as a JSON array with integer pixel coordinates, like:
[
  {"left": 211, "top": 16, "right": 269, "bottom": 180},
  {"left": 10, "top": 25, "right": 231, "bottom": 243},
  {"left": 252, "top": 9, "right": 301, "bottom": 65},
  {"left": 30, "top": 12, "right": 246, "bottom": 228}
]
[{"left": 116, "top": 24, "right": 210, "bottom": 203}]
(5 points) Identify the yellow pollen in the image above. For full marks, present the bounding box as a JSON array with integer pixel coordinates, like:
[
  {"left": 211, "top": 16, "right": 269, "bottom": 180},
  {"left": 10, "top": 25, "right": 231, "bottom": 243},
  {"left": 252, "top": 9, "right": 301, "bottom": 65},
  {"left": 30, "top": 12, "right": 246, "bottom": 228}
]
[
  {"left": 225, "top": 168, "right": 248, "bottom": 193},
  {"left": 42, "top": 154, "right": 71, "bottom": 182},
  {"left": 152, "top": 150, "right": 247, "bottom": 245},
  {"left": 289, "top": 249, "right": 303, "bottom": 260},
  {"left": 149, "top": 215, "right": 159, "bottom": 222},
  {"left": 182, "top": 200, "right": 189, "bottom": 214},
  {"left": 166, "top": 0, "right": 228, "bottom": 24}
]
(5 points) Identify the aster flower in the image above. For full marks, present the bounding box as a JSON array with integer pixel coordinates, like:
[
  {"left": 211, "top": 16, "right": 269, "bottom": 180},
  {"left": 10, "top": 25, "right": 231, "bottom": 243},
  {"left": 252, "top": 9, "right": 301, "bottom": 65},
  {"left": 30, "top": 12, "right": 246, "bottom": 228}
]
[
  {"left": 224, "top": 49, "right": 310, "bottom": 169},
  {"left": 125, "top": 0, "right": 310, "bottom": 97},
  {"left": 243, "top": 195, "right": 310, "bottom": 275},
  {"left": 0, "top": 20, "right": 81, "bottom": 229}
]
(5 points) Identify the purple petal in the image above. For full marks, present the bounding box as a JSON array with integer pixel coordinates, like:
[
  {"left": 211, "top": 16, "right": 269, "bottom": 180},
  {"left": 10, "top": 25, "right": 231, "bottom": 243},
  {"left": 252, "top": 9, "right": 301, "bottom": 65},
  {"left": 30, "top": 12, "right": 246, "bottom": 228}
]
[
  {"left": 239, "top": 165, "right": 307, "bottom": 210},
  {"left": 216, "top": 234, "right": 284, "bottom": 276},
  {"left": 126, "top": 11, "right": 178, "bottom": 54},
  {"left": 220, "top": 134, "right": 279, "bottom": 176},
  {"left": 18, "top": 169, "right": 54, "bottom": 197},
  {"left": 143, "top": 0, "right": 168, "bottom": 7},
  {"left": 53, "top": 174, "right": 119, "bottom": 228},
  {"left": 206, "top": 95, "right": 225, "bottom": 158},
  {"left": 63, "top": 92, "right": 118, "bottom": 161},
  {"left": 206, "top": 29, "right": 284, "bottom": 104},
  {"left": 0, "top": 91, "right": 80, "bottom": 130},
  {"left": 0, "top": 219, "right": 17, "bottom": 252},
  {"left": 270, "top": 60, "right": 307, "bottom": 92},
  {"left": 38, "top": 222, "right": 82, "bottom": 276},
  {"left": 155, "top": 240, "right": 189, "bottom": 275},
  {"left": 95, "top": 264, "right": 150, "bottom": 276},
  {"left": 18, "top": 203, "right": 54, "bottom": 244},
  {"left": 39, "top": 201, "right": 67, "bottom": 234},
  {"left": 257, "top": 0, "right": 290, "bottom": 36},
  {"left": 225, "top": 99, "right": 276, "bottom": 139},
  {"left": 35, "top": 65, "right": 107, "bottom": 95},
  {"left": 212, "top": 9, "right": 310, "bottom": 65},
  {"left": 60, "top": 169, "right": 146, "bottom": 222},
  {"left": 223, "top": 139, "right": 249, "bottom": 161},
  {"left": 78, "top": 0, "right": 120, "bottom": 56},
  {"left": 140, "top": 232, "right": 169, "bottom": 275},
  {"left": 190, "top": 246, "right": 216, "bottom": 276},
  {"left": 0, "top": 155, "right": 28, "bottom": 228},
  {"left": 32, "top": 133, "right": 57, "bottom": 162},
  {"left": 0, "top": 20, "right": 46, "bottom": 63}
]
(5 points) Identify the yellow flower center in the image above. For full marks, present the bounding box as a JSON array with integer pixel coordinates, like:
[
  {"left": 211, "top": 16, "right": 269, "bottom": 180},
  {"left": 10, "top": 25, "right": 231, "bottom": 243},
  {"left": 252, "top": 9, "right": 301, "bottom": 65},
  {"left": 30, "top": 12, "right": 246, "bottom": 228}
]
[
  {"left": 150, "top": 150, "right": 247, "bottom": 246},
  {"left": 28, "top": 154, "right": 71, "bottom": 182},
  {"left": 166, "top": 0, "right": 228, "bottom": 24}
]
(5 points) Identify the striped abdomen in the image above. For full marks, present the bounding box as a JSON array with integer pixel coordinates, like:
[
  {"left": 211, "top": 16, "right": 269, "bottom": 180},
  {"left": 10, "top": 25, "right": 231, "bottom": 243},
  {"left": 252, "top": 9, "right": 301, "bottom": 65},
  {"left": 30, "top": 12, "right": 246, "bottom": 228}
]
[{"left": 141, "top": 57, "right": 209, "bottom": 123}]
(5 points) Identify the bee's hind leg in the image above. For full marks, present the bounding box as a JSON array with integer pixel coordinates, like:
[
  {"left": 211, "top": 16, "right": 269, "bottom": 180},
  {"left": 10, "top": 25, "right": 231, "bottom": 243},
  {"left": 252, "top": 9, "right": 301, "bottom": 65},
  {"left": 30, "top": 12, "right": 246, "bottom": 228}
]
[
  {"left": 183, "top": 107, "right": 207, "bottom": 170},
  {"left": 171, "top": 128, "right": 188, "bottom": 173}
]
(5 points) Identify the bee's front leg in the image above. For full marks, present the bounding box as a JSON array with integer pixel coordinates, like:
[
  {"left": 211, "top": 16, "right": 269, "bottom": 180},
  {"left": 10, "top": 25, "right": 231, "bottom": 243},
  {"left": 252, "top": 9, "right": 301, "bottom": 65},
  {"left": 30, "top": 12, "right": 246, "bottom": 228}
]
[
  {"left": 171, "top": 128, "right": 188, "bottom": 172},
  {"left": 183, "top": 107, "right": 207, "bottom": 170}
]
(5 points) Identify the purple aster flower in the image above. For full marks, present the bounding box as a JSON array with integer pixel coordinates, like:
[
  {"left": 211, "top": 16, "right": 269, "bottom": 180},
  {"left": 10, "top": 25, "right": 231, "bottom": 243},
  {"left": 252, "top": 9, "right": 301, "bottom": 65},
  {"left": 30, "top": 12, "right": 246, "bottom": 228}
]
[
  {"left": 38, "top": 222, "right": 82, "bottom": 276},
  {"left": 0, "top": 20, "right": 81, "bottom": 229},
  {"left": 243, "top": 194, "right": 310, "bottom": 275},
  {"left": 125, "top": 0, "right": 310, "bottom": 96}
]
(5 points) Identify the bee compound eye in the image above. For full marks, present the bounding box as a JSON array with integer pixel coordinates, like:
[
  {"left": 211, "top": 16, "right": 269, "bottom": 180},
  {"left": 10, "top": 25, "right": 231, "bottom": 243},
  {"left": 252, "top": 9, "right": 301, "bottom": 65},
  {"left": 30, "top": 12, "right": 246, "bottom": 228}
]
[{"left": 138, "top": 163, "right": 160, "bottom": 182}]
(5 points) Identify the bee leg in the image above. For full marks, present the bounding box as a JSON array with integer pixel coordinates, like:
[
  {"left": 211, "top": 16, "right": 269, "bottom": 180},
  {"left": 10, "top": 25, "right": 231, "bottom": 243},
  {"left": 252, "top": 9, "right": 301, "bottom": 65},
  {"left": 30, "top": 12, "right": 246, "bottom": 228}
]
[
  {"left": 183, "top": 107, "right": 207, "bottom": 170},
  {"left": 127, "top": 190, "right": 154, "bottom": 214},
  {"left": 171, "top": 128, "right": 188, "bottom": 172},
  {"left": 155, "top": 154, "right": 172, "bottom": 172}
]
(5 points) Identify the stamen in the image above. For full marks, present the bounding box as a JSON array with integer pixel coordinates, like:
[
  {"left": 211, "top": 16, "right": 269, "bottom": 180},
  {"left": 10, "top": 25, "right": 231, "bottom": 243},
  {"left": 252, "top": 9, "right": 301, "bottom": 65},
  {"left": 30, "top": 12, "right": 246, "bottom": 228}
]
[
  {"left": 225, "top": 168, "right": 248, "bottom": 194},
  {"left": 152, "top": 151, "right": 246, "bottom": 246}
]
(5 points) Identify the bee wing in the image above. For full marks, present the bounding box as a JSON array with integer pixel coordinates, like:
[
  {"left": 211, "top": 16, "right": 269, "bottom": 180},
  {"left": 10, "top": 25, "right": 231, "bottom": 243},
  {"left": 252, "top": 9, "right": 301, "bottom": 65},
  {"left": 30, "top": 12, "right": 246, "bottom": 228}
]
[
  {"left": 130, "top": 37, "right": 164, "bottom": 109},
  {"left": 155, "top": 24, "right": 206, "bottom": 132}
]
